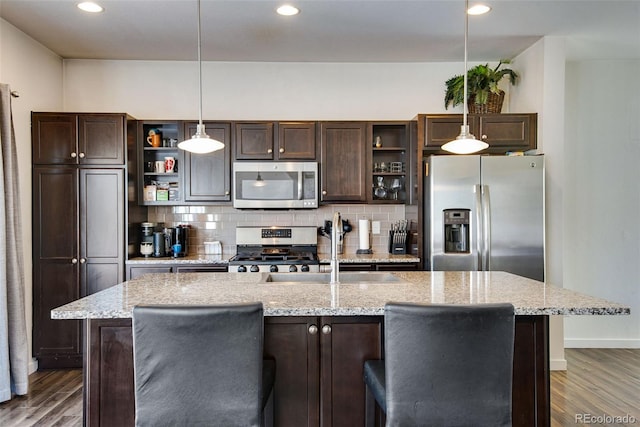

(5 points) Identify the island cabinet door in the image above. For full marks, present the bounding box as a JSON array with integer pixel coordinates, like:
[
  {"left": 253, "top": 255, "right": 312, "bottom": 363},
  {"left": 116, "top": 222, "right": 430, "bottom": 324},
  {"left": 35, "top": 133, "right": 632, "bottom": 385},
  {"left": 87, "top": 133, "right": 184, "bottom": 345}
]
[
  {"left": 264, "top": 316, "right": 383, "bottom": 427},
  {"left": 319, "top": 316, "right": 383, "bottom": 427},
  {"left": 264, "top": 317, "right": 321, "bottom": 427}
]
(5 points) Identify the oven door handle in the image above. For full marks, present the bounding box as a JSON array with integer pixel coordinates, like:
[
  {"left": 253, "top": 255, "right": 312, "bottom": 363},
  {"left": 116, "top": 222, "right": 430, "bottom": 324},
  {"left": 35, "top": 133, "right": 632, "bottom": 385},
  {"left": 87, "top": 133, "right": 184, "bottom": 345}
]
[{"left": 297, "top": 171, "right": 303, "bottom": 200}]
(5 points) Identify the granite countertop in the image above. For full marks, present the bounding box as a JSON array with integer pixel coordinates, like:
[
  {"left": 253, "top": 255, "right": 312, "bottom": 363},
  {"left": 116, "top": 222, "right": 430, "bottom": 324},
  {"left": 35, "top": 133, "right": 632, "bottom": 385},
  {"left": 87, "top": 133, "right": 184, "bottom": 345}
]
[
  {"left": 52, "top": 271, "right": 629, "bottom": 319},
  {"left": 127, "top": 253, "right": 419, "bottom": 265},
  {"left": 127, "top": 255, "right": 230, "bottom": 264},
  {"left": 317, "top": 253, "right": 420, "bottom": 263}
]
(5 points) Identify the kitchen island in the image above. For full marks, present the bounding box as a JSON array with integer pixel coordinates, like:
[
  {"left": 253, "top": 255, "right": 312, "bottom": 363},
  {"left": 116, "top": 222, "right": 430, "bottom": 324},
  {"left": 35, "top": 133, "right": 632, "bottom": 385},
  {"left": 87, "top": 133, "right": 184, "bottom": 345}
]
[{"left": 52, "top": 271, "right": 628, "bottom": 427}]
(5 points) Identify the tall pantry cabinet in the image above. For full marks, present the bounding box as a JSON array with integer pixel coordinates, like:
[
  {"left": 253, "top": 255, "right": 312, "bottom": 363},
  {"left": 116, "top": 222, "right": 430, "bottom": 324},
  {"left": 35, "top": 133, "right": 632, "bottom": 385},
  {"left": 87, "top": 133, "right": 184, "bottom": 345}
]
[{"left": 31, "top": 112, "right": 138, "bottom": 369}]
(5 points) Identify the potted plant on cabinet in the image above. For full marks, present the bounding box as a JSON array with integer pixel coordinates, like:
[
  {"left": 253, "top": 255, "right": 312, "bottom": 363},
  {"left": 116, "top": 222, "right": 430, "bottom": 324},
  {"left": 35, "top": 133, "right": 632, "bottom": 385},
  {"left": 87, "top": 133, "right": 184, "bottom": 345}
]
[{"left": 444, "top": 60, "right": 519, "bottom": 114}]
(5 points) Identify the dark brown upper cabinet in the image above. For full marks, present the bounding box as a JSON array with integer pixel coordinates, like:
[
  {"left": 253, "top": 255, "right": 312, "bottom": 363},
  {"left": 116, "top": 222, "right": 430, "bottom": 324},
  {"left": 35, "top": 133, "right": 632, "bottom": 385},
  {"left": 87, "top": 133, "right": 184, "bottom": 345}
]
[
  {"left": 32, "top": 113, "right": 126, "bottom": 165},
  {"left": 234, "top": 122, "right": 275, "bottom": 160},
  {"left": 419, "top": 113, "right": 537, "bottom": 155},
  {"left": 319, "top": 121, "right": 367, "bottom": 203},
  {"left": 277, "top": 122, "right": 317, "bottom": 160},
  {"left": 234, "top": 121, "right": 317, "bottom": 161},
  {"left": 183, "top": 121, "right": 232, "bottom": 203}
]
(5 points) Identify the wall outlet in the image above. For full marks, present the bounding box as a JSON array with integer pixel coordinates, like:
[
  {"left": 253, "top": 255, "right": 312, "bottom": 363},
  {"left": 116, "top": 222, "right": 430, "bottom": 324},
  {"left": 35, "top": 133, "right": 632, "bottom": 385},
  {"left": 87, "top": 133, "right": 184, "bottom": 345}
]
[{"left": 372, "top": 221, "right": 381, "bottom": 234}]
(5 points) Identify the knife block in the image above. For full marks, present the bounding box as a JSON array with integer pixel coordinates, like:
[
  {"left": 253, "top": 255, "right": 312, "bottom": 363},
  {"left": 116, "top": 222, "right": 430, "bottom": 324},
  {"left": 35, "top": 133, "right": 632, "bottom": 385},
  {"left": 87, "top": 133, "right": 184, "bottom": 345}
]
[{"left": 388, "top": 230, "right": 408, "bottom": 254}]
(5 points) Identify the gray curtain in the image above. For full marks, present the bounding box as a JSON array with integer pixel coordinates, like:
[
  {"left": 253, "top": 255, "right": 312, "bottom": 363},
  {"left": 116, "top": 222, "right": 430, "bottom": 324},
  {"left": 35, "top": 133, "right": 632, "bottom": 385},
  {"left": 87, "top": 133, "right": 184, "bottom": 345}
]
[{"left": 0, "top": 83, "right": 29, "bottom": 402}]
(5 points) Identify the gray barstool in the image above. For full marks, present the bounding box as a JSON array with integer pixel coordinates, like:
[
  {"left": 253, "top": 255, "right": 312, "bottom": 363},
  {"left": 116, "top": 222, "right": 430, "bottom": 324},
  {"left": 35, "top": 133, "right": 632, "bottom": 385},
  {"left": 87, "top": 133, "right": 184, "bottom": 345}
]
[
  {"left": 364, "top": 302, "right": 515, "bottom": 426},
  {"left": 132, "top": 303, "right": 275, "bottom": 427}
]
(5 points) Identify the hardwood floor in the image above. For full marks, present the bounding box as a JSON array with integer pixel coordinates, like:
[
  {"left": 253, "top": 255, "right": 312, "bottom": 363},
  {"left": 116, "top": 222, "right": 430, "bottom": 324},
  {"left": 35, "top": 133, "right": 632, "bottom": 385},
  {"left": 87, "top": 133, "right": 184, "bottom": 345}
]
[{"left": 1, "top": 349, "right": 638, "bottom": 426}]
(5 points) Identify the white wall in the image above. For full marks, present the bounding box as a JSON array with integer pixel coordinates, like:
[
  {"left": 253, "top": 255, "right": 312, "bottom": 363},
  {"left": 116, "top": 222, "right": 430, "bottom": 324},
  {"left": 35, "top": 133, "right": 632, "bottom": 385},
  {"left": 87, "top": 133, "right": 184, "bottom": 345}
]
[
  {"left": 511, "top": 37, "right": 568, "bottom": 369},
  {"left": 0, "top": 18, "right": 64, "bottom": 373},
  {"left": 563, "top": 59, "right": 640, "bottom": 347},
  {"left": 63, "top": 60, "right": 476, "bottom": 120}
]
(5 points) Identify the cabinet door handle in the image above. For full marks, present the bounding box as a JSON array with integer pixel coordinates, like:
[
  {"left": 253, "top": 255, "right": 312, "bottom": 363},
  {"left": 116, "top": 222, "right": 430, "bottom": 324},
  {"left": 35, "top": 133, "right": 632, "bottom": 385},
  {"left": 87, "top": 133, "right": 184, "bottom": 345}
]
[
  {"left": 279, "top": 147, "right": 285, "bottom": 153},
  {"left": 267, "top": 148, "right": 273, "bottom": 154},
  {"left": 70, "top": 152, "right": 77, "bottom": 158},
  {"left": 71, "top": 258, "right": 78, "bottom": 264},
  {"left": 322, "top": 190, "right": 327, "bottom": 195},
  {"left": 481, "top": 134, "right": 488, "bottom": 140},
  {"left": 308, "top": 325, "right": 318, "bottom": 335},
  {"left": 79, "top": 152, "right": 85, "bottom": 158},
  {"left": 80, "top": 258, "right": 86, "bottom": 264},
  {"left": 225, "top": 191, "right": 230, "bottom": 195},
  {"left": 322, "top": 325, "right": 332, "bottom": 335}
]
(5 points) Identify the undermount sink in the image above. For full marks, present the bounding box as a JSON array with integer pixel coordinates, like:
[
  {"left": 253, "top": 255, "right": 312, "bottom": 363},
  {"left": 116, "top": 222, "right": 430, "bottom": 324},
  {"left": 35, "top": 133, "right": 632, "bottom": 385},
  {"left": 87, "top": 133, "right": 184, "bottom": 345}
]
[{"left": 263, "top": 272, "right": 404, "bottom": 284}]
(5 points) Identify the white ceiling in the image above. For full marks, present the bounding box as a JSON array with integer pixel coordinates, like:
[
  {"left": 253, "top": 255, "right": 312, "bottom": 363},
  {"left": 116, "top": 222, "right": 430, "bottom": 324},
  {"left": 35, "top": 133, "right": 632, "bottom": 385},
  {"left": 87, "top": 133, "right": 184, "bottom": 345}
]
[{"left": 1, "top": 0, "right": 639, "bottom": 62}]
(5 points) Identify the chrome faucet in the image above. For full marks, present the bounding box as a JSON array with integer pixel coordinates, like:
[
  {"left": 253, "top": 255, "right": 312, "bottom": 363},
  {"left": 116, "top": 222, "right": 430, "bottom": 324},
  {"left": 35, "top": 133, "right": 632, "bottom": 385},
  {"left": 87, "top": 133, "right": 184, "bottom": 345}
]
[{"left": 330, "top": 211, "right": 342, "bottom": 284}]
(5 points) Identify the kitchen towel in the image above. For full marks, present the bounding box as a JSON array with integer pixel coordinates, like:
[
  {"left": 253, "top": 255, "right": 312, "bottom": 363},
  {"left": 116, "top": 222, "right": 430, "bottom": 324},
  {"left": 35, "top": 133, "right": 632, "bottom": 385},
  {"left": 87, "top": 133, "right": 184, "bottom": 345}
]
[{"left": 358, "top": 219, "right": 370, "bottom": 250}]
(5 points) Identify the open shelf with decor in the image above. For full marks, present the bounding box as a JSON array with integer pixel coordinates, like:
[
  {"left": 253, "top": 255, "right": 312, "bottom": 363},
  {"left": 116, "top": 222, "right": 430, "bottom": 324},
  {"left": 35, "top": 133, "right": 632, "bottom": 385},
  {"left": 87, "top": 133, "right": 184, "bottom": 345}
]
[
  {"left": 370, "top": 122, "right": 409, "bottom": 204},
  {"left": 138, "top": 121, "right": 184, "bottom": 205}
]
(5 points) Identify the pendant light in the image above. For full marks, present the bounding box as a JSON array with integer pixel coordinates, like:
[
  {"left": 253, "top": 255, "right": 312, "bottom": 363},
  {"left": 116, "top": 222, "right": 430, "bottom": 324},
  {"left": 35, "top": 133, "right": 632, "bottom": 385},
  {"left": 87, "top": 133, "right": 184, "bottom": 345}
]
[
  {"left": 441, "top": 0, "right": 489, "bottom": 155},
  {"left": 178, "top": 0, "right": 225, "bottom": 154},
  {"left": 254, "top": 172, "right": 266, "bottom": 187}
]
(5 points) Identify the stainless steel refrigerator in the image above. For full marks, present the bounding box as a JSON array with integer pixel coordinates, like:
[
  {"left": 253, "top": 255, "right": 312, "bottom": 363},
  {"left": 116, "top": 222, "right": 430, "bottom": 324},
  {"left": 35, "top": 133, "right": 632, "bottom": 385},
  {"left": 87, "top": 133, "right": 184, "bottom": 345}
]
[{"left": 423, "top": 155, "right": 545, "bottom": 281}]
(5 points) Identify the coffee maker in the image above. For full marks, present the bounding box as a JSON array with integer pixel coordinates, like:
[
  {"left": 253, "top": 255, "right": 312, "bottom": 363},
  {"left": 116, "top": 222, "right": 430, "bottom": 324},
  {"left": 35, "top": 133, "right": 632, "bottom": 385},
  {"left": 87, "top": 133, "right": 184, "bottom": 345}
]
[
  {"left": 140, "top": 222, "right": 159, "bottom": 257},
  {"left": 171, "top": 225, "right": 189, "bottom": 257}
]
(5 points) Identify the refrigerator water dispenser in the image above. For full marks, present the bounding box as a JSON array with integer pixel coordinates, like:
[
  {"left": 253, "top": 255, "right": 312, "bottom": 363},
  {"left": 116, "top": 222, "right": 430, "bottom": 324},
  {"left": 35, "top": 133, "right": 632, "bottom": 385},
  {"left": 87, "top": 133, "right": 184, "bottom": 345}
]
[{"left": 444, "top": 209, "right": 470, "bottom": 253}]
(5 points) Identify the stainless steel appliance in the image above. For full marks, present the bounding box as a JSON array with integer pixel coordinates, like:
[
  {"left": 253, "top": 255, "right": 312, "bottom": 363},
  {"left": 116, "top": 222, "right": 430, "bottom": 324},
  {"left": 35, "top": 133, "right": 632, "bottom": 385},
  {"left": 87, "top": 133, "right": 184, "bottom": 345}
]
[
  {"left": 423, "top": 155, "right": 544, "bottom": 281},
  {"left": 233, "top": 162, "right": 318, "bottom": 209},
  {"left": 229, "top": 226, "right": 320, "bottom": 273}
]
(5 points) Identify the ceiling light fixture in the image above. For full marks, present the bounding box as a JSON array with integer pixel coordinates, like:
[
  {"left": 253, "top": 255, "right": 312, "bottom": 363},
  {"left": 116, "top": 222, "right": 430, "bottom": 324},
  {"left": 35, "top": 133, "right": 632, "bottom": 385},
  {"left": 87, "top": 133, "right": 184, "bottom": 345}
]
[
  {"left": 467, "top": 4, "right": 491, "bottom": 15},
  {"left": 178, "top": 0, "right": 225, "bottom": 154},
  {"left": 77, "top": 2, "right": 103, "bottom": 13},
  {"left": 441, "top": 0, "right": 489, "bottom": 155},
  {"left": 276, "top": 5, "right": 300, "bottom": 16}
]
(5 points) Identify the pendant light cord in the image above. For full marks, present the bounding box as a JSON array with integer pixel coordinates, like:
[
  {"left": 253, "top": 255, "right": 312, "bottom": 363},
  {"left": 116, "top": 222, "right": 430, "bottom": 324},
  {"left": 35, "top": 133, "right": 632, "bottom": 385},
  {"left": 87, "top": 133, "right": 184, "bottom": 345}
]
[
  {"left": 463, "top": 0, "right": 469, "bottom": 130},
  {"left": 197, "top": 0, "right": 203, "bottom": 127}
]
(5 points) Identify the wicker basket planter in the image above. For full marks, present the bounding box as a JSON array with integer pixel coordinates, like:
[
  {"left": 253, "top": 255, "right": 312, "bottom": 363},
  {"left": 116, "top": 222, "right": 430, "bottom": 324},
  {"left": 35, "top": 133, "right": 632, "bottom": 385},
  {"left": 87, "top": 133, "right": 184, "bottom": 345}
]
[{"left": 468, "top": 90, "right": 505, "bottom": 114}]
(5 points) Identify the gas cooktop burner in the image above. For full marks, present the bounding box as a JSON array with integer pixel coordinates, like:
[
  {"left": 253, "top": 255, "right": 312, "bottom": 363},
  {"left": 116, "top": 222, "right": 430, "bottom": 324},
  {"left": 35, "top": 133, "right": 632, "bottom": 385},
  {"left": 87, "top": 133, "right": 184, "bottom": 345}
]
[
  {"left": 229, "top": 226, "right": 320, "bottom": 273},
  {"left": 230, "top": 251, "right": 317, "bottom": 264}
]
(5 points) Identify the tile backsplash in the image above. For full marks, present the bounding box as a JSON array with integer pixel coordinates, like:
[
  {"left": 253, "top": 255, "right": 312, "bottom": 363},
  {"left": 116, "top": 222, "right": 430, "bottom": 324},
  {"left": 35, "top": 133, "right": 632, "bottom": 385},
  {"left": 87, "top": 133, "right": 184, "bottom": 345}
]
[{"left": 147, "top": 204, "right": 414, "bottom": 256}]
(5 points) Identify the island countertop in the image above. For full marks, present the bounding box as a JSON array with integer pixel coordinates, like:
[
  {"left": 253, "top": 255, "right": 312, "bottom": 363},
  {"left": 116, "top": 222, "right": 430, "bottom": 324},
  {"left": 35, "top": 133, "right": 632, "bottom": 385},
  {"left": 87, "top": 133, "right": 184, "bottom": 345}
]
[{"left": 52, "top": 271, "right": 629, "bottom": 319}]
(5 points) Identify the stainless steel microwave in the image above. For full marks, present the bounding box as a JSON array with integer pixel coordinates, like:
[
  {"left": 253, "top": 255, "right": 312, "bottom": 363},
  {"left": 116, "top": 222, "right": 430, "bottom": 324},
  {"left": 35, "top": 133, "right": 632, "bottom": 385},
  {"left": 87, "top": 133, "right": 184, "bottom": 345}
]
[{"left": 233, "top": 162, "right": 318, "bottom": 209}]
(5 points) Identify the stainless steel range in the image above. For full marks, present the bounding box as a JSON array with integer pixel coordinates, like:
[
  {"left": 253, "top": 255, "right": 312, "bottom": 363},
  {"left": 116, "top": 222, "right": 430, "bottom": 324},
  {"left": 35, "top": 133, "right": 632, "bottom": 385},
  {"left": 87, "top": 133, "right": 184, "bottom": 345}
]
[{"left": 229, "top": 226, "right": 320, "bottom": 273}]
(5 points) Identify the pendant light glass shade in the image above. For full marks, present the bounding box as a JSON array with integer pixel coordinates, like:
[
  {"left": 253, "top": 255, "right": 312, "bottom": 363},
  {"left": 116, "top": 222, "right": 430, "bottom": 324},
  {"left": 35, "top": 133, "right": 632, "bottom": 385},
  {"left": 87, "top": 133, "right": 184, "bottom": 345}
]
[
  {"left": 441, "top": 125, "right": 488, "bottom": 154},
  {"left": 178, "top": 0, "right": 225, "bottom": 154},
  {"left": 441, "top": 0, "right": 488, "bottom": 155},
  {"left": 178, "top": 124, "right": 224, "bottom": 154},
  {"left": 253, "top": 173, "right": 266, "bottom": 187}
]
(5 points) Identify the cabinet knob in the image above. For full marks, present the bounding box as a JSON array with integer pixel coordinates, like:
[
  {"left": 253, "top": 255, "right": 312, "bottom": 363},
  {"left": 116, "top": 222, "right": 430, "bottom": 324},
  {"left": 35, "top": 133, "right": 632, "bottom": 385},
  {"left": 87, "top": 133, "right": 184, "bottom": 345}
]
[
  {"left": 79, "top": 152, "right": 85, "bottom": 158},
  {"left": 70, "top": 152, "right": 77, "bottom": 158},
  {"left": 225, "top": 191, "right": 230, "bottom": 195},
  {"left": 71, "top": 258, "right": 78, "bottom": 264},
  {"left": 267, "top": 148, "right": 273, "bottom": 154},
  {"left": 481, "top": 134, "right": 488, "bottom": 140},
  {"left": 279, "top": 147, "right": 285, "bottom": 153},
  {"left": 308, "top": 325, "right": 318, "bottom": 335},
  {"left": 322, "top": 325, "right": 332, "bottom": 335},
  {"left": 80, "top": 258, "right": 86, "bottom": 264},
  {"left": 322, "top": 190, "right": 327, "bottom": 195}
]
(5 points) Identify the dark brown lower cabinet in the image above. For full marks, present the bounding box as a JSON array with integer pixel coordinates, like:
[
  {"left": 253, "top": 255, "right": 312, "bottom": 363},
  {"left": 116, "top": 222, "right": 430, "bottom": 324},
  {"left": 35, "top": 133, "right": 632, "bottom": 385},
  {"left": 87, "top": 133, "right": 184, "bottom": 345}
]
[
  {"left": 84, "top": 315, "right": 549, "bottom": 427},
  {"left": 33, "top": 167, "right": 124, "bottom": 369}
]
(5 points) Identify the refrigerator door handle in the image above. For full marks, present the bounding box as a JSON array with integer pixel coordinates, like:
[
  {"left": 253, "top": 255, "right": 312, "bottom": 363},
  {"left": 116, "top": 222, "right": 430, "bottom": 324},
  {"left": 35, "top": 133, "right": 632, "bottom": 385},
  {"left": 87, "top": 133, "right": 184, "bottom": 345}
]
[
  {"left": 474, "top": 184, "right": 483, "bottom": 270},
  {"left": 482, "top": 185, "right": 492, "bottom": 271}
]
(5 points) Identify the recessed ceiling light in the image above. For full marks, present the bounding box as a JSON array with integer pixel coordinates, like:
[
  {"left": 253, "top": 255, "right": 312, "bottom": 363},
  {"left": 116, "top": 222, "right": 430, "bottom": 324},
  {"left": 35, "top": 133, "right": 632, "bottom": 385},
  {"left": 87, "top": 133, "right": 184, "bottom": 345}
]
[
  {"left": 277, "top": 5, "right": 300, "bottom": 16},
  {"left": 467, "top": 4, "right": 491, "bottom": 15},
  {"left": 77, "top": 2, "right": 104, "bottom": 13}
]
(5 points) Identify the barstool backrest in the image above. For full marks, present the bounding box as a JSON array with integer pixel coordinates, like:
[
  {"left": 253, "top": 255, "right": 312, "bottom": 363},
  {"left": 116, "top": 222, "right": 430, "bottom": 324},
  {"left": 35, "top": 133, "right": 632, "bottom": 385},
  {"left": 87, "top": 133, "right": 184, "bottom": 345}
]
[
  {"left": 132, "top": 303, "right": 265, "bottom": 427},
  {"left": 384, "top": 302, "right": 515, "bottom": 426}
]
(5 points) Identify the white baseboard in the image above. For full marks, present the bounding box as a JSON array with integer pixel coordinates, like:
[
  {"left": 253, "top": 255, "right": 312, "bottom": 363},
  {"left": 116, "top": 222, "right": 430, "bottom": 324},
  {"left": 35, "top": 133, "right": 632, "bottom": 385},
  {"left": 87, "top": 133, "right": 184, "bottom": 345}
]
[
  {"left": 550, "top": 358, "right": 567, "bottom": 371},
  {"left": 564, "top": 338, "right": 640, "bottom": 348}
]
